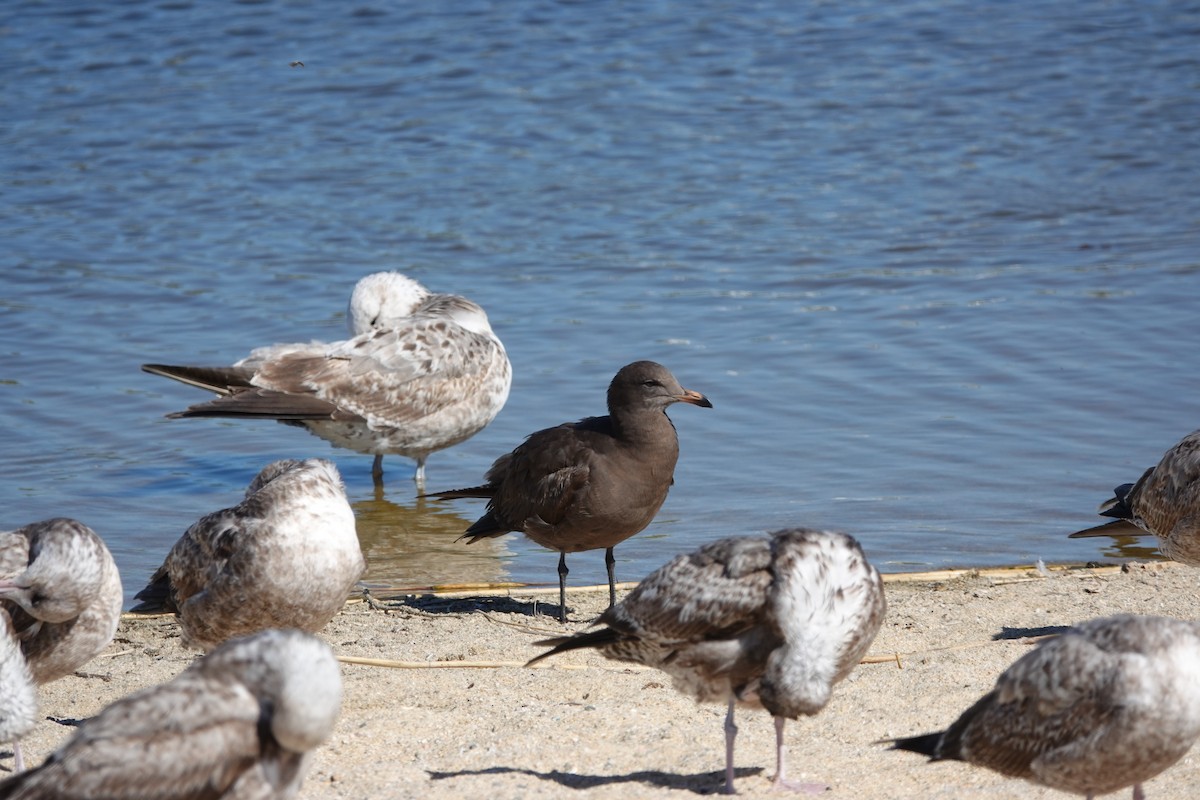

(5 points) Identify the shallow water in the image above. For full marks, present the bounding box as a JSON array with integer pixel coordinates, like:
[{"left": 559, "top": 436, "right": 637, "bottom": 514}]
[{"left": 3, "top": 0, "right": 1197, "bottom": 603}]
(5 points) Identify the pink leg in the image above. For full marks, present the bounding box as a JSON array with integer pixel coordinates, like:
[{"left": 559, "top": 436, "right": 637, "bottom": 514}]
[
  {"left": 723, "top": 699, "right": 737, "bottom": 794},
  {"left": 771, "top": 717, "right": 828, "bottom": 794},
  {"left": 1132, "top": 785, "right": 1146, "bottom": 800}
]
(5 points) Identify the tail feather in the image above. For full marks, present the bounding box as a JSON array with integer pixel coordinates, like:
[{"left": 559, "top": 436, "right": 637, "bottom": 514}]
[
  {"left": 167, "top": 388, "right": 339, "bottom": 420},
  {"left": 888, "top": 731, "right": 947, "bottom": 760},
  {"left": 422, "top": 486, "right": 508, "bottom": 543},
  {"left": 1069, "top": 475, "right": 1154, "bottom": 538},
  {"left": 526, "top": 627, "right": 621, "bottom": 667},
  {"left": 1098, "top": 481, "right": 1136, "bottom": 520},
  {"left": 145, "top": 363, "right": 348, "bottom": 420},
  {"left": 1067, "top": 518, "right": 1145, "bottom": 539},
  {"left": 455, "top": 511, "right": 515, "bottom": 544},
  {"left": 421, "top": 485, "right": 496, "bottom": 501},
  {"left": 142, "top": 363, "right": 255, "bottom": 394},
  {"left": 128, "top": 569, "right": 178, "bottom": 615}
]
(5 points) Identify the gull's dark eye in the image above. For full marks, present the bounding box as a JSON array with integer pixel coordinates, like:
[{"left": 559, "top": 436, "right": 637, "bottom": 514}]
[{"left": 643, "top": 380, "right": 662, "bottom": 388}]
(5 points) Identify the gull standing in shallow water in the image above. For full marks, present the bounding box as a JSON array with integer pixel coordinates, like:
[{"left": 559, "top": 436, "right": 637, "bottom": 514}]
[
  {"left": 142, "top": 271, "right": 511, "bottom": 487},
  {"left": 889, "top": 614, "right": 1200, "bottom": 800},
  {"left": 130, "top": 459, "right": 365, "bottom": 651},
  {"left": 528, "top": 528, "right": 887, "bottom": 794},
  {"left": 424, "top": 360, "right": 712, "bottom": 622},
  {"left": 1068, "top": 429, "right": 1200, "bottom": 565},
  {"left": 0, "top": 518, "right": 123, "bottom": 771},
  {"left": 0, "top": 628, "right": 342, "bottom": 800}
]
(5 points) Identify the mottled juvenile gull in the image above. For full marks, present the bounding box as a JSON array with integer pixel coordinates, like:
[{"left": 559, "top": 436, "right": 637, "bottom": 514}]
[
  {"left": 0, "top": 518, "right": 123, "bottom": 771},
  {"left": 131, "top": 458, "right": 365, "bottom": 651},
  {"left": 529, "top": 528, "right": 887, "bottom": 794},
  {"left": 424, "top": 360, "right": 712, "bottom": 622},
  {"left": 0, "top": 611, "right": 36, "bottom": 773},
  {"left": 143, "top": 271, "right": 511, "bottom": 486},
  {"left": 0, "top": 628, "right": 342, "bottom": 799},
  {"left": 1068, "top": 429, "right": 1200, "bottom": 565},
  {"left": 890, "top": 613, "right": 1200, "bottom": 800}
]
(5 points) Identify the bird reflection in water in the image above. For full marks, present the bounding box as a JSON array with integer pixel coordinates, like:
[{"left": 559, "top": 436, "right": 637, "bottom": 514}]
[{"left": 352, "top": 487, "right": 513, "bottom": 590}]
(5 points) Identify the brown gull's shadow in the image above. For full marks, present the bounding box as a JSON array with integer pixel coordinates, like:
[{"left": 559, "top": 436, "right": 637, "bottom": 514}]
[
  {"left": 992, "top": 625, "right": 1072, "bottom": 641},
  {"left": 427, "top": 765, "right": 764, "bottom": 795},
  {"left": 377, "top": 593, "right": 569, "bottom": 620}
]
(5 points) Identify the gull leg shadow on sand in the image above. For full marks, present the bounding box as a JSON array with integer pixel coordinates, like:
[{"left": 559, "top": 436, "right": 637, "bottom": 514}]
[
  {"left": 992, "top": 625, "right": 1072, "bottom": 641},
  {"left": 373, "top": 593, "right": 572, "bottom": 621},
  {"left": 49, "top": 715, "right": 85, "bottom": 727},
  {"left": 428, "top": 765, "right": 763, "bottom": 795}
]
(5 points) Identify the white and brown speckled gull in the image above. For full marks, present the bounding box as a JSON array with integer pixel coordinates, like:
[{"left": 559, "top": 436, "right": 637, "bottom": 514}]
[
  {"left": 130, "top": 459, "right": 365, "bottom": 651},
  {"left": 529, "top": 528, "right": 887, "bottom": 794},
  {"left": 142, "top": 271, "right": 512, "bottom": 486},
  {"left": 1069, "top": 429, "right": 1200, "bottom": 566},
  {"left": 0, "top": 611, "right": 37, "bottom": 773},
  {"left": 0, "top": 518, "right": 123, "bottom": 771},
  {"left": 0, "top": 628, "right": 342, "bottom": 800},
  {"left": 890, "top": 614, "right": 1200, "bottom": 800},
  {"left": 425, "top": 361, "right": 712, "bottom": 623}
]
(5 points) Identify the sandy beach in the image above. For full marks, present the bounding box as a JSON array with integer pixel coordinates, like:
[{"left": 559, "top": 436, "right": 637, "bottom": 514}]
[{"left": 13, "top": 559, "right": 1200, "bottom": 799}]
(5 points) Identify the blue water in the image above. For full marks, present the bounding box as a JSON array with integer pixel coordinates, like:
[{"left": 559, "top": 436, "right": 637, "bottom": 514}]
[{"left": 4, "top": 0, "right": 1198, "bottom": 604}]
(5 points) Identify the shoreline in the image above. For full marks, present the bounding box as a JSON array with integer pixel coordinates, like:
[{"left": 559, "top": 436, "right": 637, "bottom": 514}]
[{"left": 14, "top": 560, "right": 1200, "bottom": 798}]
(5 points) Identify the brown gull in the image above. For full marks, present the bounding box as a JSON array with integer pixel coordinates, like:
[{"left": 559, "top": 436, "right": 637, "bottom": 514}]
[
  {"left": 130, "top": 458, "right": 365, "bottom": 651},
  {"left": 0, "top": 518, "right": 123, "bottom": 771},
  {"left": 1068, "top": 429, "right": 1200, "bottom": 566},
  {"left": 528, "top": 528, "right": 887, "bottom": 793},
  {"left": 142, "top": 271, "right": 511, "bottom": 486},
  {"left": 890, "top": 613, "right": 1200, "bottom": 800},
  {"left": 424, "top": 360, "right": 712, "bottom": 622},
  {"left": 0, "top": 628, "right": 342, "bottom": 799}
]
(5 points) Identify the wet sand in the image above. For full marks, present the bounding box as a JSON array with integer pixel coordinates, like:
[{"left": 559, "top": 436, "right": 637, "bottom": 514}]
[{"left": 14, "top": 560, "right": 1200, "bottom": 798}]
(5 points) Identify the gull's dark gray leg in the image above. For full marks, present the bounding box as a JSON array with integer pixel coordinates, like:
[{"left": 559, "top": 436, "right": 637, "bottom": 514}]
[
  {"left": 557, "top": 551, "right": 569, "bottom": 623},
  {"left": 605, "top": 546, "right": 617, "bottom": 607}
]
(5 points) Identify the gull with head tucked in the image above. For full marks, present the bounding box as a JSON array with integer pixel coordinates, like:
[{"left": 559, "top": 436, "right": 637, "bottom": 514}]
[
  {"left": 529, "top": 528, "right": 886, "bottom": 794},
  {"left": 131, "top": 458, "right": 364, "bottom": 651},
  {"left": 0, "top": 628, "right": 342, "bottom": 800},
  {"left": 890, "top": 614, "right": 1200, "bottom": 800},
  {"left": 143, "top": 271, "right": 511, "bottom": 487},
  {"left": 1068, "top": 429, "right": 1200, "bottom": 566},
  {"left": 0, "top": 518, "right": 123, "bottom": 771}
]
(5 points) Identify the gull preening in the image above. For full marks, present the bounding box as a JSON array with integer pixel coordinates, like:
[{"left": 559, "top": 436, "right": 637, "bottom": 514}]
[
  {"left": 0, "top": 628, "right": 342, "bottom": 799},
  {"left": 0, "top": 518, "right": 123, "bottom": 771},
  {"left": 131, "top": 459, "right": 364, "bottom": 651},
  {"left": 1068, "top": 429, "right": 1200, "bottom": 566},
  {"left": 529, "top": 528, "right": 887, "bottom": 793},
  {"left": 425, "top": 360, "right": 712, "bottom": 622},
  {"left": 890, "top": 614, "right": 1200, "bottom": 800},
  {"left": 143, "top": 271, "right": 511, "bottom": 486}
]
